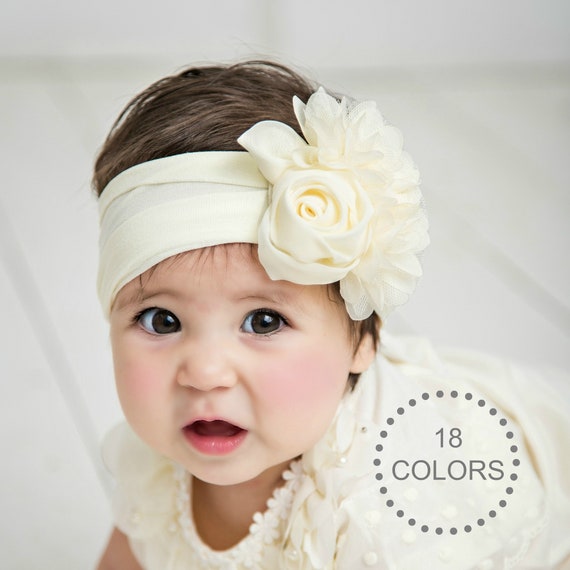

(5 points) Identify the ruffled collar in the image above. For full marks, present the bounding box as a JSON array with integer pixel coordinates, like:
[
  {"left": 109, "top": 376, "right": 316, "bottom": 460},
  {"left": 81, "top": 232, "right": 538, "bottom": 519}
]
[{"left": 174, "top": 460, "right": 303, "bottom": 568}]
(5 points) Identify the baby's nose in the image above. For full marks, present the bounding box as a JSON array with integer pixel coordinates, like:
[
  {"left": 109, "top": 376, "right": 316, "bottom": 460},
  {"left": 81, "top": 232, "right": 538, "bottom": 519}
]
[{"left": 175, "top": 340, "right": 238, "bottom": 391}]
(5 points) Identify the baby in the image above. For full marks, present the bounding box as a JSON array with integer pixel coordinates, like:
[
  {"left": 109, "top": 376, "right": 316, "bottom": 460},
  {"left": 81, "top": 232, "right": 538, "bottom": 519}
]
[{"left": 94, "top": 61, "right": 570, "bottom": 569}]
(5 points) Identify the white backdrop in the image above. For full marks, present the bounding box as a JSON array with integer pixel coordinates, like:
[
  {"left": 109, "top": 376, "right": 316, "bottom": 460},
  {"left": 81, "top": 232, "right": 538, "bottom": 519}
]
[
  {"left": 1, "top": 1, "right": 568, "bottom": 568},
  {"left": 2, "top": 0, "right": 568, "bottom": 65}
]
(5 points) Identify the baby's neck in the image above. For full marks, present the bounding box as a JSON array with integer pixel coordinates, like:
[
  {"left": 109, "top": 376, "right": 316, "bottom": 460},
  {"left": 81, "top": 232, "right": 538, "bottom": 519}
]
[{"left": 191, "top": 461, "right": 289, "bottom": 550}]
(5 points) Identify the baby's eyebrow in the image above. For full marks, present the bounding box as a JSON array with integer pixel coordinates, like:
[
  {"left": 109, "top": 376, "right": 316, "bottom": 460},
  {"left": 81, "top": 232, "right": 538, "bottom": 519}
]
[
  {"left": 239, "top": 292, "right": 287, "bottom": 302},
  {"left": 237, "top": 290, "right": 303, "bottom": 310},
  {"left": 111, "top": 290, "right": 144, "bottom": 313},
  {"left": 112, "top": 284, "right": 164, "bottom": 312}
]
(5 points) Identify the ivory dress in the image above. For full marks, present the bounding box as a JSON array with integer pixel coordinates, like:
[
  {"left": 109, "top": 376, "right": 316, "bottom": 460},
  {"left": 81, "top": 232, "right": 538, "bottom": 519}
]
[{"left": 102, "top": 334, "right": 570, "bottom": 569}]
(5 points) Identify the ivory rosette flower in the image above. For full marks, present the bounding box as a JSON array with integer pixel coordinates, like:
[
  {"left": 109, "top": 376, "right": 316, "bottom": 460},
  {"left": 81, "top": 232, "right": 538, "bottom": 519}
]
[{"left": 238, "top": 88, "right": 429, "bottom": 320}]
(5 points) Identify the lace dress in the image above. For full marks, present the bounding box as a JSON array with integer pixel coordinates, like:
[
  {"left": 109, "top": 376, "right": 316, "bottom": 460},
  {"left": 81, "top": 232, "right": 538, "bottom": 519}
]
[{"left": 102, "top": 334, "right": 570, "bottom": 569}]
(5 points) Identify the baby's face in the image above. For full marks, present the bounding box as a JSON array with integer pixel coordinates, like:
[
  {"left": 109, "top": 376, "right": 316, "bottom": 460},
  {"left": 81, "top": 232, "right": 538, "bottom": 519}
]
[{"left": 109, "top": 244, "right": 374, "bottom": 486}]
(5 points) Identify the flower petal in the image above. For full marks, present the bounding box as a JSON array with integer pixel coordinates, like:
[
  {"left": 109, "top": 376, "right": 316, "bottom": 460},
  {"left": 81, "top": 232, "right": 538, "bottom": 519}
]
[
  {"left": 298, "top": 89, "right": 346, "bottom": 151},
  {"left": 238, "top": 120, "right": 307, "bottom": 183}
]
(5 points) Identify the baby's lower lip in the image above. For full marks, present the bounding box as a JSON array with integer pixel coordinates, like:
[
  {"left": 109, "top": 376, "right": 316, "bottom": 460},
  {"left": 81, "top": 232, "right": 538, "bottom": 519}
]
[{"left": 183, "top": 420, "right": 247, "bottom": 455}]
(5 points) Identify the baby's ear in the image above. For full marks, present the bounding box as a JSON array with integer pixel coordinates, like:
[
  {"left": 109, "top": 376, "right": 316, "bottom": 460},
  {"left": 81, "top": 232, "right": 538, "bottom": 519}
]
[{"left": 350, "top": 332, "right": 376, "bottom": 374}]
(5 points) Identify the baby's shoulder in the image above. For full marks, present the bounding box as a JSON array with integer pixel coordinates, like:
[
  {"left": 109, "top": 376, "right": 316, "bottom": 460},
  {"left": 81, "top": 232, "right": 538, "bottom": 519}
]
[
  {"left": 101, "top": 424, "right": 177, "bottom": 541},
  {"left": 380, "top": 332, "right": 569, "bottom": 408}
]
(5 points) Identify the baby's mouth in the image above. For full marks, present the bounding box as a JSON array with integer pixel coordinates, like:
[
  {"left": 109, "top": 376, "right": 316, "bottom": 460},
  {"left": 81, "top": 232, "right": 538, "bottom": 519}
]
[
  {"left": 183, "top": 420, "right": 247, "bottom": 455},
  {"left": 188, "top": 420, "right": 244, "bottom": 437}
]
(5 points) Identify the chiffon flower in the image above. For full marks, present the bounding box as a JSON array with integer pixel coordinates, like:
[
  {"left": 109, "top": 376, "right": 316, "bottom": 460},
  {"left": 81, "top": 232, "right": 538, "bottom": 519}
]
[{"left": 238, "top": 88, "right": 429, "bottom": 320}]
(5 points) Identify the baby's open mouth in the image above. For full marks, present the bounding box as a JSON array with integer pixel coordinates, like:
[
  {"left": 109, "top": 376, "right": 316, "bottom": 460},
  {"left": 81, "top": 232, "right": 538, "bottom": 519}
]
[
  {"left": 183, "top": 420, "right": 247, "bottom": 455},
  {"left": 188, "top": 420, "right": 244, "bottom": 437}
]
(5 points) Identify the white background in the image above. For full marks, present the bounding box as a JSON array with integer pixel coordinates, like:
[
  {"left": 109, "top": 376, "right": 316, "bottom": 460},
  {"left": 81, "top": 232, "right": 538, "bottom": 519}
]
[{"left": 0, "top": 0, "right": 568, "bottom": 567}]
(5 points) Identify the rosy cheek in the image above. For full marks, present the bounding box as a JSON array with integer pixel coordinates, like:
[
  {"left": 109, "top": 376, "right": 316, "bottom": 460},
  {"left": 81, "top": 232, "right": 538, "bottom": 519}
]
[
  {"left": 114, "top": 355, "right": 159, "bottom": 408},
  {"left": 260, "top": 347, "right": 348, "bottom": 409},
  {"left": 269, "top": 361, "right": 315, "bottom": 404}
]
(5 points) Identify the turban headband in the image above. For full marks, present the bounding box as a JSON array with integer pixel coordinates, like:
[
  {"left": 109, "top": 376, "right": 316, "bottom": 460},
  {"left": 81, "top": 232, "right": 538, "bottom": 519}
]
[{"left": 98, "top": 89, "right": 429, "bottom": 320}]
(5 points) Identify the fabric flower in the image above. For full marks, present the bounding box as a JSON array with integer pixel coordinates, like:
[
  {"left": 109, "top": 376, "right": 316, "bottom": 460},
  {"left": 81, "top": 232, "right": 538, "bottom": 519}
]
[
  {"left": 238, "top": 88, "right": 429, "bottom": 320},
  {"left": 249, "top": 510, "right": 280, "bottom": 545}
]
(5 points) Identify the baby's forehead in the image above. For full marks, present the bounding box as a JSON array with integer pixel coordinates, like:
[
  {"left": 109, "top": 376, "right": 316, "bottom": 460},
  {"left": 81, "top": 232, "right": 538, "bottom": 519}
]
[
  {"left": 155, "top": 243, "right": 261, "bottom": 276},
  {"left": 134, "top": 243, "right": 253, "bottom": 283},
  {"left": 181, "top": 242, "right": 258, "bottom": 263},
  {"left": 112, "top": 243, "right": 338, "bottom": 315}
]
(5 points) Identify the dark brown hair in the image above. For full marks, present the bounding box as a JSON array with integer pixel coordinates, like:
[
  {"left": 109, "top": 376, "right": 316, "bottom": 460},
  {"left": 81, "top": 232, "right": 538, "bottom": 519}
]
[
  {"left": 93, "top": 61, "right": 317, "bottom": 193},
  {"left": 93, "top": 60, "right": 379, "bottom": 385}
]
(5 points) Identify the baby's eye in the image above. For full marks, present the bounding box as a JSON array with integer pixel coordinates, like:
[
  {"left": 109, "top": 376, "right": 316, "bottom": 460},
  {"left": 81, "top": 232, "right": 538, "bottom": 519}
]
[
  {"left": 241, "top": 310, "right": 287, "bottom": 335},
  {"left": 136, "top": 308, "right": 180, "bottom": 335}
]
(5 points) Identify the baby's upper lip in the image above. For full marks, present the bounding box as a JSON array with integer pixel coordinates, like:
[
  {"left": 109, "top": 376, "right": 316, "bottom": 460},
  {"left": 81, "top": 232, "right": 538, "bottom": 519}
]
[
  {"left": 184, "top": 416, "right": 246, "bottom": 431},
  {"left": 187, "top": 419, "right": 246, "bottom": 437}
]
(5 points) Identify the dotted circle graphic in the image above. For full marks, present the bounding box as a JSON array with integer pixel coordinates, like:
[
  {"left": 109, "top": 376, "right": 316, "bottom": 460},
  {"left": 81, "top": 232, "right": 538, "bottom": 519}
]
[{"left": 374, "top": 390, "right": 520, "bottom": 535}]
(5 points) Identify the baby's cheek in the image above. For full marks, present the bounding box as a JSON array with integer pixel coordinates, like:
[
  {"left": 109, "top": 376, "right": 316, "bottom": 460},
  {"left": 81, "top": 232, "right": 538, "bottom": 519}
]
[
  {"left": 262, "top": 348, "right": 348, "bottom": 408},
  {"left": 115, "top": 359, "right": 160, "bottom": 410}
]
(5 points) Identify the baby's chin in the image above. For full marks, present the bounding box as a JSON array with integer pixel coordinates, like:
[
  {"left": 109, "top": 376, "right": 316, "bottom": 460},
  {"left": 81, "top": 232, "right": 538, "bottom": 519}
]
[{"left": 187, "top": 457, "right": 295, "bottom": 489}]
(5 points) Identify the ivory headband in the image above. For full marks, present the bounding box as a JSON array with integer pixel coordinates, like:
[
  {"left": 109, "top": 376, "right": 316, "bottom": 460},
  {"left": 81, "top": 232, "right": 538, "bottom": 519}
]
[
  {"left": 97, "top": 89, "right": 429, "bottom": 321},
  {"left": 97, "top": 152, "right": 269, "bottom": 316}
]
